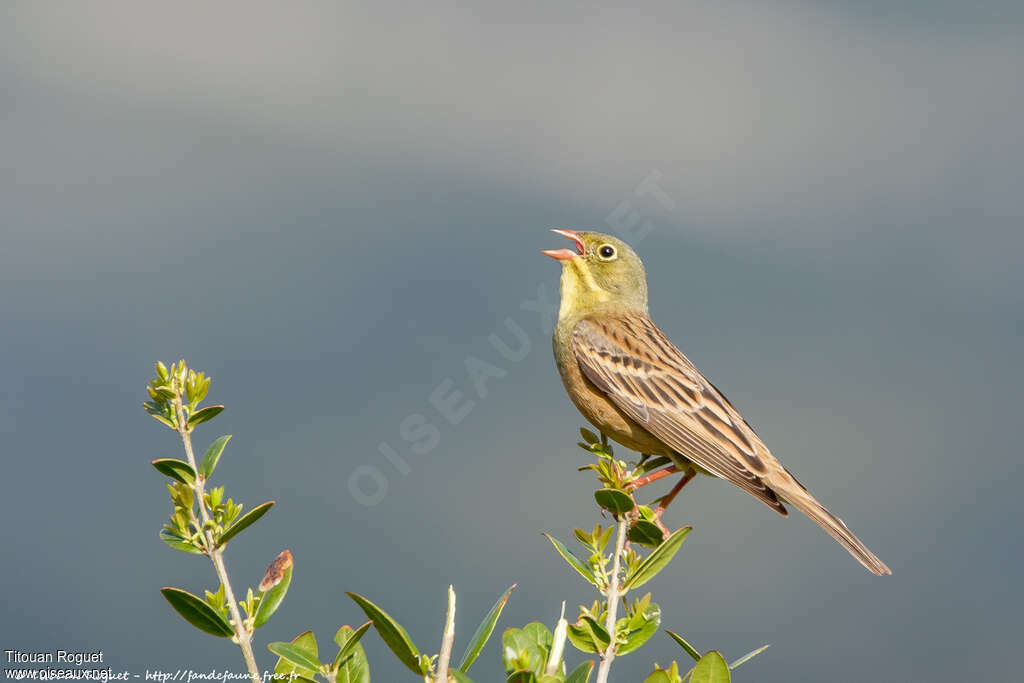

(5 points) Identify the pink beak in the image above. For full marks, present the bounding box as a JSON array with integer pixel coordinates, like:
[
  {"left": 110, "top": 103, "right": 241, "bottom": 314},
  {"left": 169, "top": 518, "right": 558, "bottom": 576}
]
[{"left": 543, "top": 229, "right": 585, "bottom": 261}]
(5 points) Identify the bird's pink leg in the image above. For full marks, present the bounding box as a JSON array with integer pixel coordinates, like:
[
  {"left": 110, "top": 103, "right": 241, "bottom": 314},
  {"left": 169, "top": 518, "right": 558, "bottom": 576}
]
[
  {"left": 638, "top": 468, "right": 697, "bottom": 539},
  {"left": 653, "top": 468, "right": 697, "bottom": 518},
  {"left": 629, "top": 464, "right": 680, "bottom": 489}
]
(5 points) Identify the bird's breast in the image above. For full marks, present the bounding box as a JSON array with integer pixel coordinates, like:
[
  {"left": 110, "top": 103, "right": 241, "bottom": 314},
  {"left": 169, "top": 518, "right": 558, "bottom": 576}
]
[{"left": 553, "top": 319, "right": 671, "bottom": 456}]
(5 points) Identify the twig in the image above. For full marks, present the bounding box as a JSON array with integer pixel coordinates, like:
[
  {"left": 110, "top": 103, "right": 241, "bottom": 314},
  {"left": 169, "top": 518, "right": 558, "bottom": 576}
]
[
  {"left": 174, "top": 396, "right": 261, "bottom": 683},
  {"left": 545, "top": 602, "right": 568, "bottom": 677},
  {"left": 596, "top": 514, "right": 628, "bottom": 683},
  {"left": 435, "top": 585, "right": 457, "bottom": 683}
]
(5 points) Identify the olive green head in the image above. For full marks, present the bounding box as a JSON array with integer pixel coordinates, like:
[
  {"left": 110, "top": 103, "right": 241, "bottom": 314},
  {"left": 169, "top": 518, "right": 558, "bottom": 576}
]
[{"left": 543, "top": 229, "right": 648, "bottom": 318}]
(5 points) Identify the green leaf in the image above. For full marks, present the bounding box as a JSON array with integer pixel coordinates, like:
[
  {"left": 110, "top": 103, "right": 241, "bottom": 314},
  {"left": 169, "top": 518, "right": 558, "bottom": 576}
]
[
  {"left": 594, "top": 488, "right": 635, "bottom": 515},
  {"left": 664, "top": 630, "right": 701, "bottom": 663},
  {"left": 207, "top": 486, "right": 224, "bottom": 509},
  {"left": 337, "top": 656, "right": 370, "bottom": 683},
  {"left": 152, "top": 386, "right": 176, "bottom": 403},
  {"left": 644, "top": 662, "right": 682, "bottom": 683},
  {"left": 542, "top": 534, "right": 598, "bottom": 586},
  {"left": 627, "top": 519, "right": 666, "bottom": 548},
  {"left": 690, "top": 651, "right": 730, "bottom": 683},
  {"left": 217, "top": 501, "right": 275, "bottom": 548},
  {"left": 617, "top": 601, "right": 661, "bottom": 656},
  {"left": 449, "top": 671, "right": 474, "bottom": 683},
  {"left": 160, "top": 587, "right": 233, "bottom": 637},
  {"left": 268, "top": 642, "right": 323, "bottom": 675},
  {"left": 458, "top": 584, "right": 516, "bottom": 673},
  {"left": 332, "top": 621, "right": 372, "bottom": 670},
  {"left": 566, "top": 616, "right": 610, "bottom": 654},
  {"left": 333, "top": 625, "right": 371, "bottom": 683},
  {"left": 579, "top": 427, "right": 600, "bottom": 444},
  {"left": 573, "top": 527, "right": 593, "bottom": 547},
  {"left": 144, "top": 405, "right": 177, "bottom": 429},
  {"left": 273, "top": 632, "right": 319, "bottom": 681},
  {"left": 253, "top": 565, "right": 292, "bottom": 628},
  {"left": 566, "top": 660, "right": 595, "bottom": 683},
  {"left": 159, "top": 528, "right": 203, "bottom": 554},
  {"left": 151, "top": 459, "right": 196, "bottom": 485},
  {"left": 347, "top": 592, "right": 425, "bottom": 675},
  {"left": 501, "top": 623, "right": 553, "bottom": 675},
  {"left": 290, "top": 630, "right": 320, "bottom": 657},
  {"left": 188, "top": 405, "right": 224, "bottom": 428},
  {"left": 728, "top": 644, "right": 770, "bottom": 670},
  {"left": 506, "top": 673, "right": 538, "bottom": 683},
  {"left": 623, "top": 526, "right": 691, "bottom": 591},
  {"left": 199, "top": 435, "right": 231, "bottom": 480},
  {"left": 205, "top": 584, "right": 226, "bottom": 611}
]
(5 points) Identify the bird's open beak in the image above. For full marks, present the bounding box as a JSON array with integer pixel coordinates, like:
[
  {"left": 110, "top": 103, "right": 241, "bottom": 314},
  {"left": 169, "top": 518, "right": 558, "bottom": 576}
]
[{"left": 543, "top": 229, "right": 585, "bottom": 261}]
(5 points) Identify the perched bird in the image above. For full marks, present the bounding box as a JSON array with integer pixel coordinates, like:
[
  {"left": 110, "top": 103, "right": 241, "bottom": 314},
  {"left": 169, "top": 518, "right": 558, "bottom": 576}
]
[{"left": 544, "top": 229, "right": 891, "bottom": 575}]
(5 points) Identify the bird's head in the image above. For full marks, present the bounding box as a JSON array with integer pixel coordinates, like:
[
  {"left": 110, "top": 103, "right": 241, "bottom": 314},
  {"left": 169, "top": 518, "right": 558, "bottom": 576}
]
[{"left": 543, "top": 229, "right": 648, "bottom": 317}]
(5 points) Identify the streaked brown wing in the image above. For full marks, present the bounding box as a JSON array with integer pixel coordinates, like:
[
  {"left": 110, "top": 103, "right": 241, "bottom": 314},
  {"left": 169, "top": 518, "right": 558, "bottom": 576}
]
[{"left": 571, "top": 311, "right": 787, "bottom": 514}]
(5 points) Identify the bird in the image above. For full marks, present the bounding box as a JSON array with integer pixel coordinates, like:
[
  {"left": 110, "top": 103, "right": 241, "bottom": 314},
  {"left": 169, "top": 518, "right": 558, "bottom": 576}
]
[{"left": 544, "top": 228, "right": 891, "bottom": 575}]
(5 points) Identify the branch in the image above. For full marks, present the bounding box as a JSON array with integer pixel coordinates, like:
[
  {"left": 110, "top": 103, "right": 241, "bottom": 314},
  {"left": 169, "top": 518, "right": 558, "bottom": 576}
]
[
  {"left": 595, "top": 514, "right": 628, "bottom": 683},
  {"left": 174, "top": 396, "right": 261, "bottom": 683},
  {"left": 435, "top": 585, "right": 456, "bottom": 683}
]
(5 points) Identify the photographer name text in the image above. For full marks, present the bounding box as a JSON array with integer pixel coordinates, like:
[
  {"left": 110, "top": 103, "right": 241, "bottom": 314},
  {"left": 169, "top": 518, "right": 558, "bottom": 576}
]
[{"left": 5, "top": 654, "right": 103, "bottom": 667}]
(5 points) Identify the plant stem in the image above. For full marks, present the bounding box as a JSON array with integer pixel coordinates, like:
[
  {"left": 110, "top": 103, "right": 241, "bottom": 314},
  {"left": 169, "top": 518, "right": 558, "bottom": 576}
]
[
  {"left": 545, "top": 602, "right": 568, "bottom": 677},
  {"left": 596, "top": 515, "right": 628, "bottom": 683},
  {"left": 174, "top": 396, "right": 261, "bottom": 683},
  {"left": 435, "top": 585, "right": 456, "bottom": 683}
]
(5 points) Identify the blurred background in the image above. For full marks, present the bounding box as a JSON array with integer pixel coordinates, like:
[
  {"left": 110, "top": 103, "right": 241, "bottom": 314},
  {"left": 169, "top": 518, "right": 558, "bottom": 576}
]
[{"left": 2, "top": 2, "right": 1022, "bottom": 681}]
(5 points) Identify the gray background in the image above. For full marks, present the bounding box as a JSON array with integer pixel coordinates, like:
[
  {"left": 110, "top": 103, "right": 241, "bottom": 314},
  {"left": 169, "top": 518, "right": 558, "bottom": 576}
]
[{"left": 2, "top": 2, "right": 1022, "bottom": 681}]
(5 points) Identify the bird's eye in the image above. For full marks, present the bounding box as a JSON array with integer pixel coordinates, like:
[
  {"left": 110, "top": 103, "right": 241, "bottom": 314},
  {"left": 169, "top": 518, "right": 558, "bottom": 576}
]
[{"left": 598, "top": 244, "right": 617, "bottom": 260}]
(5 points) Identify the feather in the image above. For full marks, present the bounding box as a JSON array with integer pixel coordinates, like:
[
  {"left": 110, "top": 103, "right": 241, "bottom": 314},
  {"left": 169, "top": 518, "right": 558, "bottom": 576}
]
[{"left": 571, "top": 310, "right": 890, "bottom": 575}]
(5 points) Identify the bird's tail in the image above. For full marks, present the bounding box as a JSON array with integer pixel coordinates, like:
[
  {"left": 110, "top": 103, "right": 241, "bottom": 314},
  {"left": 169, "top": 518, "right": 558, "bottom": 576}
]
[{"left": 781, "top": 485, "right": 892, "bottom": 576}]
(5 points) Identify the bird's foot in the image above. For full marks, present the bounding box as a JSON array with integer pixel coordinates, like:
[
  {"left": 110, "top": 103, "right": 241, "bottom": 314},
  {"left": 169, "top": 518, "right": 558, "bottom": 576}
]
[
  {"left": 652, "top": 468, "right": 697, "bottom": 515},
  {"left": 646, "top": 468, "right": 698, "bottom": 539}
]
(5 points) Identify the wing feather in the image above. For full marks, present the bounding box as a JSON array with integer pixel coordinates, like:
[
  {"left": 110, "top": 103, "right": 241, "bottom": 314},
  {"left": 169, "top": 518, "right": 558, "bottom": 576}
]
[{"left": 571, "top": 312, "right": 786, "bottom": 514}]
